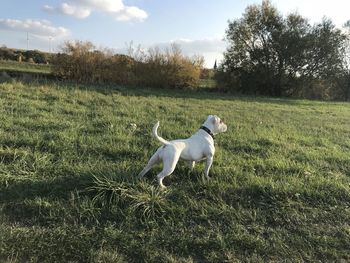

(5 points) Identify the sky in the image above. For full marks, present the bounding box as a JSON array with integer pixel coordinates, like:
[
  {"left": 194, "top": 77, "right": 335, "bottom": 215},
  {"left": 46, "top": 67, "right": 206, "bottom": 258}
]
[{"left": 0, "top": 0, "right": 349, "bottom": 67}]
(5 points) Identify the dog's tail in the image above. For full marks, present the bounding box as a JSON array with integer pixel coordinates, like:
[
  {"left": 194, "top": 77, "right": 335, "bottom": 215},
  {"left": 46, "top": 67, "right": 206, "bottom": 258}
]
[{"left": 152, "top": 121, "right": 170, "bottom": 145}]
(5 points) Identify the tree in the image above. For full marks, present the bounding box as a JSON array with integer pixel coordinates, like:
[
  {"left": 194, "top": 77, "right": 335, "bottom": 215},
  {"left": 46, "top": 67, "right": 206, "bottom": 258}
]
[
  {"left": 218, "top": 0, "right": 347, "bottom": 98},
  {"left": 220, "top": 0, "right": 285, "bottom": 95},
  {"left": 339, "top": 21, "right": 350, "bottom": 100}
]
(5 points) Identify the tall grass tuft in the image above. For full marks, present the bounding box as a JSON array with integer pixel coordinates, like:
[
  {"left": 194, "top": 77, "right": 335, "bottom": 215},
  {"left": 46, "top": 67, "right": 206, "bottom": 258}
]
[{"left": 89, "top": 175, "right": 168, "bottom": 223}]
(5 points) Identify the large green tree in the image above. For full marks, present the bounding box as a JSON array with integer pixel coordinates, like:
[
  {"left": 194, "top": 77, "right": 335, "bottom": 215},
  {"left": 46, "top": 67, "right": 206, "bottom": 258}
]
[
  {"left": 340, "top": 21, "right": 350, "bottom": 100},
  {"left": 219, "top": 0, "right": 347, "bottom": 98}
]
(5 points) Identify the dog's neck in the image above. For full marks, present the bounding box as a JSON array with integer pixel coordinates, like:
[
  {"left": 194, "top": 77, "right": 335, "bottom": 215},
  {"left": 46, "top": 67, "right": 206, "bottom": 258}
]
[{"left": 199, "top": 126, "right": 215, "bottom": 139}]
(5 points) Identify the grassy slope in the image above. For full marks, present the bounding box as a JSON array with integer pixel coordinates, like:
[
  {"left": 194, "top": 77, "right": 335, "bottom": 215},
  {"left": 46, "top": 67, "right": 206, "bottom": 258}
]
[
  {"left": 0, "top": 80, "right": 349, "bottom": 262},
  {"left": 0, "top": 60, "right": 51, "bottom": 74}
]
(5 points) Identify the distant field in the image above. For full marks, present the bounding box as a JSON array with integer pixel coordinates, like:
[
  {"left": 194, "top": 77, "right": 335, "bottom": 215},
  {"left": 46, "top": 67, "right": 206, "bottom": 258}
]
[
  {"left": 0, "top": 60, "right": 51, "bottom": 74},
  {"left": 0, "top": 80, "right": 349, "bottom": 262}
]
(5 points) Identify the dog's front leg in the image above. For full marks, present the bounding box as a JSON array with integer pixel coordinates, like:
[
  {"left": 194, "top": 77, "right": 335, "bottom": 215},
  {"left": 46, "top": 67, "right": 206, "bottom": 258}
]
[
  {"left": 203, "top": 155, "right": 213, "bottom": 180},
  {"left": 189, "top": 161, "right": 195, "bottom": 171},
  {"left": 186, "top": 161, "right": 195, "bottom": 176}
]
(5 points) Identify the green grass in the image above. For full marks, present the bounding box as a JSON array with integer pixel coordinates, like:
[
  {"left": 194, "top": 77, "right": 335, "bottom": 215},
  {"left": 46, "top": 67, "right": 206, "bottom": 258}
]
[
  {"left": 0, "top": 79, "right": 349, "bottom": 262},
  {"left": 0, "top": 60, "right": 51, "bottom": 74}
]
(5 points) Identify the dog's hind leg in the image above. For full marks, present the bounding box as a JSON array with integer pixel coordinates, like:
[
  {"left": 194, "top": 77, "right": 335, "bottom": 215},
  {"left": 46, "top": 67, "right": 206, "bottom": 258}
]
[
  {"left": 157, "top": 151, "right": 181, "bottom": 188},
  {"left": 138, "top": 150, "right": 161, "bottom": 178},
  {"left": 203, "top": 155, "right": 213, "bottom": 180}
]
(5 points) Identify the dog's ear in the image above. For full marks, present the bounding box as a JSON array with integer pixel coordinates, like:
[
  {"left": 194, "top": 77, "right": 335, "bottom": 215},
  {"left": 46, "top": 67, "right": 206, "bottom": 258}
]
[{"left": 211, "top": 115, "right": 218, "bottom": 125}]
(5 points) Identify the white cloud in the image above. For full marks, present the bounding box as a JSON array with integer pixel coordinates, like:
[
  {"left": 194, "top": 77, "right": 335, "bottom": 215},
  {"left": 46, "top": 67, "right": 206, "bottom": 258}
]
[
  {"left": 44, "top": 0, "right": 148, "bottom": 22},
  {"left": 73, "top": 0, "right": 124, "bottom": 12},
  {"left": 44, "top": 3, "right": 91, "bottom": 19},
  {"left": 0, "top": 18, "right": 70, "bottom": 39},
  {"left": 115, "top": 6, "right": 148, "bottom": 22}
]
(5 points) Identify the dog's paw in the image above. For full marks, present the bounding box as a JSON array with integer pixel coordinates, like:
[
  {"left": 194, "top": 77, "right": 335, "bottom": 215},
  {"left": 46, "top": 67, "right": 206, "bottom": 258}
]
[{"left": 201, "top": 174, "right": 211, "bottom": 183}]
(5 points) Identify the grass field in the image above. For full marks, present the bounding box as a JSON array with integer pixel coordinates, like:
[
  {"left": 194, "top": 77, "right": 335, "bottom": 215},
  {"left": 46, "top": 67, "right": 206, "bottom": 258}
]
[
  {"left": 0, "top": 60, "right": 51, "bottom": 74},
  {"left": 0, "top": 79, "right": 349, "bottom": 262}
]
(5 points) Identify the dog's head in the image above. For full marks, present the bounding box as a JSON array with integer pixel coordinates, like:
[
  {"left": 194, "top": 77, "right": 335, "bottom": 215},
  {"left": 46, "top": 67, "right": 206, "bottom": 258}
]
[{"left": 204, "top": 115, "right": 227, "bottom": 135}]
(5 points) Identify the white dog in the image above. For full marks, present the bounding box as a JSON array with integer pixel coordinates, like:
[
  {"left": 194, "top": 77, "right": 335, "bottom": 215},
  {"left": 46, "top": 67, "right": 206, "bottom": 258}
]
[{"left": 138, "top": 115, "right": 227, "bottom": 188}]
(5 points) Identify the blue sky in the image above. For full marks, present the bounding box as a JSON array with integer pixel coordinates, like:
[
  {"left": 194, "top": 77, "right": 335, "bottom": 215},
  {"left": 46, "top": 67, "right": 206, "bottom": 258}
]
[{"left": 0, "top": 0, "right": 349, "bottom": 67}]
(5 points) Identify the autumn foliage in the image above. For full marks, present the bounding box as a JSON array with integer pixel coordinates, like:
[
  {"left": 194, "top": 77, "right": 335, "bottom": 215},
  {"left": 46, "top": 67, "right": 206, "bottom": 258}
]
[{"left": 51, "top": 41, "right": 204, "bottom": 89}]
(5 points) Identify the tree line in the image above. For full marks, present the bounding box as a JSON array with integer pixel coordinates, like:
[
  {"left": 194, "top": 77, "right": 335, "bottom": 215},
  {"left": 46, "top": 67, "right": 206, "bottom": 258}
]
[
  {"left": 0, "top": 46, "right": 51, "bottom": 64},
  {"left": 215, "top": 0, "right": 350, "bottom": 100},
  {"left": 0, "top": 42, "right": 205, "bottom": 89},
  {"left": 1, "top": 0, "right": 349, "bottom": 100},
  {"left": 51, "top": 41, "right": 204, "bottom": 89}
]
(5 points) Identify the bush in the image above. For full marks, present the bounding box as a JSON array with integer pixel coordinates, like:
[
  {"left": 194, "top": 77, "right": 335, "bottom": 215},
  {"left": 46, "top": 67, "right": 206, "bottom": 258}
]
[
  {"left": 132, "top": 44, "right": 204, "bottom": 89},
  {"left": 51, "top": 41, "right": 204, "bottom": 89},
  {"left": 0, "top": 47, "right": 50, "bottom": 64},
  {"left": 0, "top": 47, "right": 17, "bottom": 61}
]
